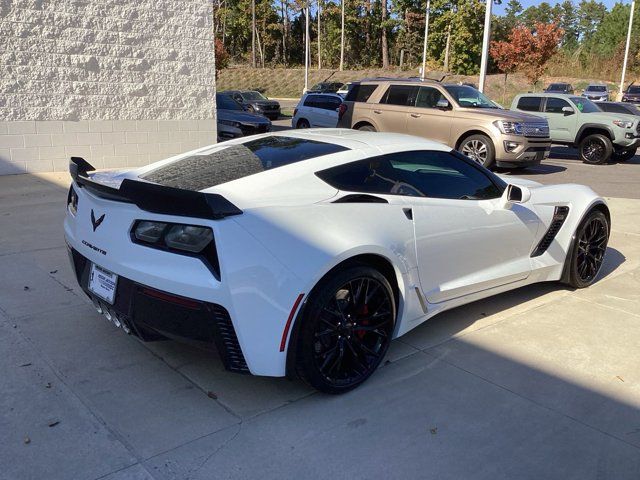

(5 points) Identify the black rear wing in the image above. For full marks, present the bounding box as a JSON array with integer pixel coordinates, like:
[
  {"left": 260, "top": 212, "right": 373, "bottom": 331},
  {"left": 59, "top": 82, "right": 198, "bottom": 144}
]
[{"left": 69, "top": 157, "right": 242, "bottom": 220}]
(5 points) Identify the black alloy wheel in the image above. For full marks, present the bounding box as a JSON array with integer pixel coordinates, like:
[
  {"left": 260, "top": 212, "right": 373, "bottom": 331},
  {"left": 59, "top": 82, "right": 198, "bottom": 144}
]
[
  {"left": 296, "top": 118, "right": 310, "bottom": 129},
  {"left": 565, "top": 210, "right": 609, "bottom": 288},
  {"left": 295, "top": 266, "right": 395, "bottom": 393},
  {"left": 579, "top": 134, "right": 612, "bottom": 165}
]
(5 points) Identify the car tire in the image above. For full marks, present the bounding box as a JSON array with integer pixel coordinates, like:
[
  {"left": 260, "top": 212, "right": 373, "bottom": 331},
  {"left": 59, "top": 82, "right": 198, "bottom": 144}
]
[
  {"left": 563, "top": 209, "right": 609, "bottom": 289},
  {"left": 356, "top": 124, "right": 376, "bottom": 132},
  {"left": 578, "top": 134, "right": 613, "bottom": 165},
  {"left": 295, "top": 265, "right": 396, "bottom": 394},
  {"left": 611, "top": 147, "right": 637, "bottom": 162},
  {"left": 458, "top": 134, "right": 496, "bottom": 168},
  {"left": 296, "top": 119, "right": 310, "bottom": 129}
]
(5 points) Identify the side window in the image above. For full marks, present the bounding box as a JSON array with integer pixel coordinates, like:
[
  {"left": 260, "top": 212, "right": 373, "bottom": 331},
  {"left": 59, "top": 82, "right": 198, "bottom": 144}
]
[
  {"left": 344, "top": 84, "right": 377, "bottom": 103},
  {"left": 381, "top": 85, "right": 418, "bottom": 106},
  {"left": 517, "top": 97, "right": 542, "bottom": 112},
  {"left": 316, "top": 151, "right": 503, "bottom": 200},
  {"left": 544, "top": 97, "right": 570, "bottom": 113},
  {"left": 317, "top": 95, "right": 341, "bottom": 110},
  {"left": 233, "top": 94, "right": 243, "bottom": 102},
  {"left": 415, "top": 86, "right": 445, "bottom": 108},
  {"left": 325, "top": 97, "right": 343, "bottom": 111},
  {"left": 303, "top": 96, "right": 317, "bottom": 108}
]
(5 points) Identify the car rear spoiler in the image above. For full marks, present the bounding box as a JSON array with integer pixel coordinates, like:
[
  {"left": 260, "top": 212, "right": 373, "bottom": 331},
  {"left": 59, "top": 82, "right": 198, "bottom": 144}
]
[{"left": 69, "top": 157, "right": 242, "bottom": 220}]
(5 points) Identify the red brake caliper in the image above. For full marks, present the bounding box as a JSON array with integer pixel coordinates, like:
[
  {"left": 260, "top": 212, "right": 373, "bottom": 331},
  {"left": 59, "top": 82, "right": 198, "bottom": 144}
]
[{"left": 357, "top": 304, "right": 369, "bottom": 339}]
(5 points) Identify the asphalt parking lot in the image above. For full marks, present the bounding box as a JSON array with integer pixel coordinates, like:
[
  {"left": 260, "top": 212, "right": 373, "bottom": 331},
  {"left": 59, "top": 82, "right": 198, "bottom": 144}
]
[{"left": 2, "top": 145, "right": 640, "bottom": 479}]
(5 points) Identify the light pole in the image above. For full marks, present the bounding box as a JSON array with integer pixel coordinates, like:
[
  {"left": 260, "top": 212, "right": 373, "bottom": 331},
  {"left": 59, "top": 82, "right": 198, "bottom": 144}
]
[
  {"left": 478, "top": 0, "right": 493, "bottom": 92},
  {"left": 340, "top": 0, "right": 345, "bottom": 71},
  {"left": 304, "top": 3, "right": 310, "bottom": 93},
  {"left": 618, "top": 0, "right": 636, "bottom": 100},
  {"left": 420, "top": 0, "right": 430, "bottom": 80}
]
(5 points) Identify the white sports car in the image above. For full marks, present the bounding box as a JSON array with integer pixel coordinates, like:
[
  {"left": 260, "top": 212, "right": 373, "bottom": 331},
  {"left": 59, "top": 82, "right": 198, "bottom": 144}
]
[{"left": 64, "top": 130, "right": 610, "bottom": 393}]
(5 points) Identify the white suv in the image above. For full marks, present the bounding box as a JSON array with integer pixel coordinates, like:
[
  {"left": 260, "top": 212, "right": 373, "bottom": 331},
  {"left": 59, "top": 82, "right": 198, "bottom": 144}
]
[{"left": 292, "top": 93, "right": 343, "bottom": 128}]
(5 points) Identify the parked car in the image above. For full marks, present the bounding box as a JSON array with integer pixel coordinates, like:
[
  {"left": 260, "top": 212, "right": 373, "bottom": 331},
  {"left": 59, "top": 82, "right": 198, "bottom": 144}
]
[
  {"left": 336, "top": 82, "right": 352, "bottom": 97},
  {"left": 622, "top": 83, "right": 640, "bottom": 104},
  {"left": 598, "top": 101, "right": 640, "bottom": 116},
  {"left": 308, "top": 82, "right": 344, "bottom": 94},
  {"left": 66, "top": 130, "right": 610, "bottom": 393},
  {"left": 337, "top": 79, "right": 551, "bottom": 169},
  {"left": 544, "top": 82, "right": 574, "bottom": 94},
  {"left": 581, "top": 84, "right": 610, "bottom": 102},
  {"left": 222, "top": 90, "right": 281, "bottom": 120},
  {"left": 292, "top": 93, "right": 343, "bottom": 128},
  {"left": 511, "top": 93, "right": 640, "bottom": 164},
  {"left": 216, "top": 93, "right": 271, "bottom": 141}
]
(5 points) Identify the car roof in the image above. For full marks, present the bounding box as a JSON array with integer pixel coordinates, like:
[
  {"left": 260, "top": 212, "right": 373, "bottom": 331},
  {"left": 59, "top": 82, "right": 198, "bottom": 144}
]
[
  {"left": 232, "top": 129, "right": 450, "bottom": 151},
  {"left": 303, "top": 92, "right": 343, "bottom": 98},
  {"left": 516, "top": 92, "right": 576, "bottom": 98},
  {"left": 353, "top": 77, "right": 441, "bottom": 85}
]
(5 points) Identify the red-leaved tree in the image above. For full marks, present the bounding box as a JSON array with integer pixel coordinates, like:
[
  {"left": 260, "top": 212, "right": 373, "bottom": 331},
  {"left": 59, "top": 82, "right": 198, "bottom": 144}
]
[
  {"left": 215, "top": 38, "right": 229, "bottom": 80},
  {"left": 491, "top": 22, "right": 564, "bottom": 92}
]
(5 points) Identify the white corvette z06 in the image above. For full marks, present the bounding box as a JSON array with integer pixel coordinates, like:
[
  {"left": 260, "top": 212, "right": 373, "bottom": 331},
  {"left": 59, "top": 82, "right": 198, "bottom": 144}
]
[{"left": 65, "top": 130, "right": 610, "bottom": 393}]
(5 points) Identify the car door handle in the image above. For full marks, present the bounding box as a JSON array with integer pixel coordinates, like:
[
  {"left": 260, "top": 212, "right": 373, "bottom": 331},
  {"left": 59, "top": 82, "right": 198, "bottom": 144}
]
[
  {"left": 373, "top": 110, "right": 382, "bottom": 114},
  {"left": 410, "top": 113, "right": 421, "bottom": 118}
]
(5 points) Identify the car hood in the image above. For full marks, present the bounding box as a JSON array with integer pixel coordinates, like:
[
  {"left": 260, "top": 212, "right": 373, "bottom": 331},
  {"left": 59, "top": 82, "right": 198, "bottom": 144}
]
[
  {"left": 247, "top": 100, "right": 280, "bottom": 107},
  {"left": 581, "top": 111, "right": 638, "bottom": 123},
  {"left": 459, "top": 108, "right": 546, "bottom": 123},
  {"left": 217, "top": 109, "right": 271, "bottom": 125},
  {"left": 623, "top": 93, "right": 640, "bottom": 99}
]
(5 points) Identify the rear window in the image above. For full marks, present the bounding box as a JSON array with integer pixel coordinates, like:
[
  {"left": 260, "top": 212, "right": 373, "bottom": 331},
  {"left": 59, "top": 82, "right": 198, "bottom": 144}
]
[
  {"left": 344, "top": 84, "right": 377, "bottom": 103},
  {"left": 141, "top": 136, "right": 349, "bottom": 190},
  {"left": 517, "top": 97, "right": 542, "bottom": 112}
]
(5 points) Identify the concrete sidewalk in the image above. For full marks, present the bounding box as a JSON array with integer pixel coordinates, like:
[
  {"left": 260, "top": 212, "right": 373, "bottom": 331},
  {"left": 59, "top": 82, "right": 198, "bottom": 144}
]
[{"left": 1, "top": 172, "right": 640, "bottom": 480}]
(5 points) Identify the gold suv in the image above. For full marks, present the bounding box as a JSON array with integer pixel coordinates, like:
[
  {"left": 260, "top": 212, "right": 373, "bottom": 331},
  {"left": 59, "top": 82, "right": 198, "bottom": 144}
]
[{"left": 337, "top": 79, "right": 552, "bottom": 169}]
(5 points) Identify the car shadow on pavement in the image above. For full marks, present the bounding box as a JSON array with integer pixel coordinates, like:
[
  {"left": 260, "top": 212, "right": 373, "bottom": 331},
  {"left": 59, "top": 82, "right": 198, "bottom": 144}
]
[{"left": 501, "top": 163, "right": 567, "bottom": 176}]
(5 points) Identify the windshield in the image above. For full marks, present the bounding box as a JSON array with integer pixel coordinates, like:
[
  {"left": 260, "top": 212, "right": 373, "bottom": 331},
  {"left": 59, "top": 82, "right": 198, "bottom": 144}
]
[
  {"left": 548, "top": 84, "right": 566, "bottom": 90},
  {"left": 627, "top": 86, "right": 640, "bottom": 94},
  {"left": 241, "top": 91, "right": 267, "bottom": 101},
  {"left": 444, "top": 85, "right": 499, "bottom": 109},
  {"left": 570, "top": 97, "right": 600, "bottom": 113},
  {"left": 586, "top": 86, "right": 606, "bottom": 92},
  {"left": 216, "top": 94, "right": 244, "bottom": 111}
]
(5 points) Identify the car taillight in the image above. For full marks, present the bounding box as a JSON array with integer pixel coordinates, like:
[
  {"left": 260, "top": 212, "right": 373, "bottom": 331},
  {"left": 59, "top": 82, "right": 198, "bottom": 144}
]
[
  {"left": 67, "top": 185, "right": 78, "bottom": 216},
  {"left": 293, "top": 108, "right": 298, "bottom": 117},
  {"left": 338, "top": 103, "right": 348, "bottom": 119}
]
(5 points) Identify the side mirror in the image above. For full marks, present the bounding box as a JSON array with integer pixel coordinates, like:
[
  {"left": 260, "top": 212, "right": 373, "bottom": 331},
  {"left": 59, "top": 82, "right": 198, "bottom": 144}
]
[
  {"left": 562, "top": 106, "right": 574, "bottom": 115},
  {"left": 503, "top": 184, "right": 531, "bottom": 206},
  {"left": 436, "top": 98, "right": 450, "bottom": 109}
]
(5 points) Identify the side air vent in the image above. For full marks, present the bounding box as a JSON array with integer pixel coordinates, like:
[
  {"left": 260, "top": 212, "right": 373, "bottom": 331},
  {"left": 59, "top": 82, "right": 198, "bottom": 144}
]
[
  {"left": 333, "top": 194, "right": 388, "bottom": 204},
  {"left": 531, "top": 206, "right": 570, "bottom": 257},
  {"left": 211, "top": 305, "right": 250, "bottom": 373}
]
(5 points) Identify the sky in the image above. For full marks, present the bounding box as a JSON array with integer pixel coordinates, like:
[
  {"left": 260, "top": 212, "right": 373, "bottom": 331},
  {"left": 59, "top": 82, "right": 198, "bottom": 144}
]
[{"left": 493, "top": 0, "right": 622, "bottom": 15}]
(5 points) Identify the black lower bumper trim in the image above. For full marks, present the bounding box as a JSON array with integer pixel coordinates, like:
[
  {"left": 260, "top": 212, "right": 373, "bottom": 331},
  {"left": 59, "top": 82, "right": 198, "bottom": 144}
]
[{"left": 68, "top": 247, "right": 249, "bottom": 373}]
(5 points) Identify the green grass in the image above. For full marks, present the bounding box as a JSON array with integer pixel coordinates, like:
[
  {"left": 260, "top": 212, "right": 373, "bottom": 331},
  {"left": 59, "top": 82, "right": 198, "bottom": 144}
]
[{"left": 217, "top": 67, "right": 620, "bottom": 105}]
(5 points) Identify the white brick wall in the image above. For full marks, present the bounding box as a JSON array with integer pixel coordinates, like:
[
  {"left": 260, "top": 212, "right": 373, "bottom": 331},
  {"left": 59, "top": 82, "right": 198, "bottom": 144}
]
[{"left": 0, "top": 0, "right": 217, "bottom": 175}]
